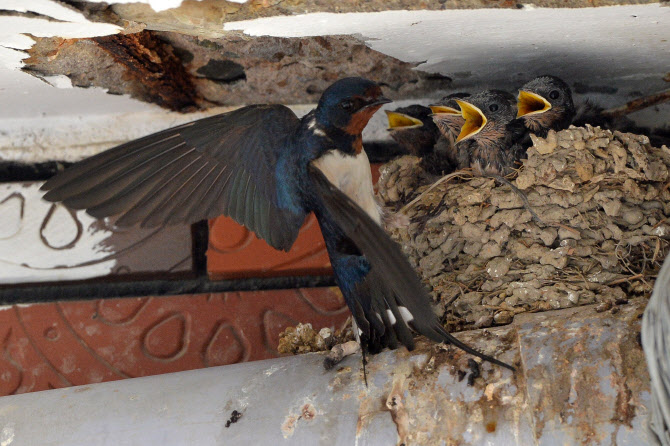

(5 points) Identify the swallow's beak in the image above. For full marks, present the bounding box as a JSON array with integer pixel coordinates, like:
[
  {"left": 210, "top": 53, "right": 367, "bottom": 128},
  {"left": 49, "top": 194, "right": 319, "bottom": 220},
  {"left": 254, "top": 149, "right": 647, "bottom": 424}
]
[
  {"left": 366, "top": 96, "right": 392, "bottom": 108},
  {"left": 385, "top": 111, "right": 423, "bottom": 130},
  {"left": 455, "top": 99, "right": 487, "bottom": 142},
  {"left": 517, "top": 90, "right": 552, "bottom": 118}
]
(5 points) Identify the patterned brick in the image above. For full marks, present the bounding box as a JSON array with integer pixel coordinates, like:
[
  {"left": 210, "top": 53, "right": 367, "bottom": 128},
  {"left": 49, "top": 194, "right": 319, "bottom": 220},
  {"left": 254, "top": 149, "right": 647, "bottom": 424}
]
[
  {"left": 207, "top": 163, "right": 381, "bottom": 278},
  {"left": 207, "top": 213, "right": 332, "bottom": 279},
  {"left": 0, "top": 287, "right": 349, "bottom": 396}
]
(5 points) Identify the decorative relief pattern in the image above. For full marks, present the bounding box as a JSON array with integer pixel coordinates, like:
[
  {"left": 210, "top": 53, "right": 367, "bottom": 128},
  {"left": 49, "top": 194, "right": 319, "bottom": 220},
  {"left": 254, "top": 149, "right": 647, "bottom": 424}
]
[
  {"left": 208, "top": 213, "right": 333, "bottom": 279},
  {"left": 0, "top": 288, "right": 349, "bottom": 396},
  {"left": 206, "top": 163, "right": 381, "bottom": 279},
  {"left": 0, "top": 182, "right": 193, "bottom": 284}
]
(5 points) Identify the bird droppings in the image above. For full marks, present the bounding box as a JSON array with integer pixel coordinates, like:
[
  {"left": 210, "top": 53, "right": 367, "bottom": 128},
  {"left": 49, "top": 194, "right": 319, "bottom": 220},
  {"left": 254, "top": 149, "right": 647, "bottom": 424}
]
[
  {"left": 301, "top": 403, "right": 316, "bottom": 421},
  {"left": 466, "top": 358, "right": 481, "bottom": 387},
  {"left": 386, "top": 366, "right": 411, "bottom": 446},
  {"left": 323, "top": 340, "right": 360, "bottom": 370},
  {"left": 224, "top": 410, "right": 242, "bottom": 428},
  {"left": 281, "top": 401, "right": 318, "bottom": 439},
  {"left": 378, "top": 125, "right": 670, "bottom": 331},
  {"left": 270, "top": 125, "right": 657, "bottom": 444},
  {"left": 277, "top": 323, "right": 330, "bottom": 354},
  {"left": 278, "top": 321, "right": 354, "bottom": 355},
  {"left": 280, "top": 414, "right": 298, "bottom": 439}
]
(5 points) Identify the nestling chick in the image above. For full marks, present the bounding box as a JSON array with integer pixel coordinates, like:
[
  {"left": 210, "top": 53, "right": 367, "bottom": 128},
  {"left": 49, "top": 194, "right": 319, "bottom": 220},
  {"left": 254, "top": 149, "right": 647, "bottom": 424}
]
[
  {"left": 456, "top": 90, "right": 529, "bottom": 176},
  {"left": 385, "top": 105, "right": 439, "bottom": 157},
  {"left": 430, "top": 92, "right": 470, "bottom": 170},
  {"left": 516, "top": 75, "right": 575, "bottom": 137}
]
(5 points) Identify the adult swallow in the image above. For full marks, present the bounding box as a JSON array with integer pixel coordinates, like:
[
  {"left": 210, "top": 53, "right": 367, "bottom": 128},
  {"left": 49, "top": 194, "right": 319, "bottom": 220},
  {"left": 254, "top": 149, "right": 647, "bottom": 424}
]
[
  {"left": 455, "top": 90, "right": 529, "bottom": 176},
  {"left": 516, "top": 75, "right": 576, "bottom": 137},
  {"left": 385, "top": 105, "right": 439, "bottom": 157},
  {"left": 642, "top": 255, "right": 670, "bottom": 445},
  {"left": 430, "top": 92, "right": 470, "bottom": 170},
  {"left": 41, "top": 77, "right": 513, "bottom": 371}
]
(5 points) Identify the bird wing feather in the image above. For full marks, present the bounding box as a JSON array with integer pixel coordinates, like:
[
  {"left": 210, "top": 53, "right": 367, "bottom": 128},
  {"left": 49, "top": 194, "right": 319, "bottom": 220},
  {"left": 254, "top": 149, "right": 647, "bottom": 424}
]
[
  {"left": 41, "top": 105, "right": 307, "bottom": 251},
  {"left": 309, "top": 163, "right": 515, "bottom": 370}
]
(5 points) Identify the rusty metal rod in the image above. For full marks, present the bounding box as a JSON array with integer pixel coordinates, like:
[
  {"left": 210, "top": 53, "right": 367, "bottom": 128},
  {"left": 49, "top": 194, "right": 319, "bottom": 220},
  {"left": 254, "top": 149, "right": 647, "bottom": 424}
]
[{"left": 602, "top": 89, "right": 670, "bottom": 118}]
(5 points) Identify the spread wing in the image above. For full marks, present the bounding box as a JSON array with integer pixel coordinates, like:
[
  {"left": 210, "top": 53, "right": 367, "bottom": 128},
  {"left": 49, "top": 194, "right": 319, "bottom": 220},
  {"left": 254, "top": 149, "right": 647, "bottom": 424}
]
[
  {"left": 41, "top": 105, "right": 307, "bottom": 251},
  {"left": 309, "top": 164, "right": 514, "bottom": 370},
  {"left": 642, "top": 256, "right": 670, "bottom": 444}
]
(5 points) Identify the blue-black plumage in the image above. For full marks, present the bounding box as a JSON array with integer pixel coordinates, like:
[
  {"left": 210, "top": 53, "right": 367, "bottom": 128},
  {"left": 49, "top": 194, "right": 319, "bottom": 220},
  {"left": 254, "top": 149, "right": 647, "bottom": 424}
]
[{"left": 41, "top": 77, "right": 514, "bottom": 371}]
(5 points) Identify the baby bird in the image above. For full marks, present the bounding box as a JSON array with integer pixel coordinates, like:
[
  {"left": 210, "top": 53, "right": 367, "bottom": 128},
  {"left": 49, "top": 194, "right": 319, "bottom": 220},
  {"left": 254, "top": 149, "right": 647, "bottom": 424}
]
[
  {"left": 516, "top": 75, "right": 575, "bottom": 137},
  {"left": 385, "top": 105, "right": 440, "bottom": 157},
  {"left": 430, "top": 92, "right": 470, "bottom": 170},
  {"left": 455, "top": 90, "right": 529, "bottom": 176}
]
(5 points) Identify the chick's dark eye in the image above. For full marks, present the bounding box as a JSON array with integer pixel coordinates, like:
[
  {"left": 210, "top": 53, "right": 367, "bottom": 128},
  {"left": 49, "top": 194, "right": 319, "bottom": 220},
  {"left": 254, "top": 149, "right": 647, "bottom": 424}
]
[
  {"left": 489, "top": 103, "right": 499, "bottom": 112},
  {"left": 549, "top": 90, "right": 560, "bottom": 100},
  {"left": 340, "top": 100, "right": 354, "bottom": 111}
]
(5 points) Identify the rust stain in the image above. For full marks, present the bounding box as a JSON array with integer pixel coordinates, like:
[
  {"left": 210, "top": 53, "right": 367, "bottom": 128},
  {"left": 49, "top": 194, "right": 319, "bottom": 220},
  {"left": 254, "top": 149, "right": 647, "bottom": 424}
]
[
  {"left": 281, "top": 400, "right": 317, "bottom": 439},
  {"left": 519, "top": 302, "right": 649, "bottom": 445},
  {"left": 384, "top": 362, "right": 412, "bottom": 446},
  {"left": 301, "top": 403, "right": 316, "bottom": 420},
  {"left": 92, "top": 31, "right": 200, "bottom": 111},
  {"left": 280, "top": 414, "right": 298, "bottom": 438},
  {"left": 386, "top": 381, "right": 409, "bottom": 446},
  {"left": 355, "top": 388, "right": 376, "bottom": 437}
]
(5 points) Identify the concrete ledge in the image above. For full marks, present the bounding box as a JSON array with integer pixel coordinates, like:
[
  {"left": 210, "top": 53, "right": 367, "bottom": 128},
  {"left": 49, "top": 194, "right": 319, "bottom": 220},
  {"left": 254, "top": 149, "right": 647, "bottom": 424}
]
[{"left": 0, "top": 300, "right": 654, "bottom": 445}]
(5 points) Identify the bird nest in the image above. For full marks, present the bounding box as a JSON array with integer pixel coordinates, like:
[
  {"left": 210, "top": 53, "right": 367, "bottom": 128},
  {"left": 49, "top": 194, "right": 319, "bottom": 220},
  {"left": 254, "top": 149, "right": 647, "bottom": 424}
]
[{"left": 378, "top": 125, "right": 670, "bottom": 331}]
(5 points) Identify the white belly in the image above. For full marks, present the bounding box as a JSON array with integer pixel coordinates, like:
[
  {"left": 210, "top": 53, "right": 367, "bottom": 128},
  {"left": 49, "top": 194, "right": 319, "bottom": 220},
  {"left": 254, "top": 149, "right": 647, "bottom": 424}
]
[{"left": 312, "top": 149, "right": 383, "bottom": 225}]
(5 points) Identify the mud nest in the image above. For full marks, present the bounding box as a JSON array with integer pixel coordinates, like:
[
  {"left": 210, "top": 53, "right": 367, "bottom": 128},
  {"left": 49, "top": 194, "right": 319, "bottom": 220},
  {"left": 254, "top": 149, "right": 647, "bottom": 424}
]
[
  {"left": 278, "top": 322, "right": 354, "bottom": 355},
  {"left": 378, "top": 125, "right": 670, "bottom": 331}
]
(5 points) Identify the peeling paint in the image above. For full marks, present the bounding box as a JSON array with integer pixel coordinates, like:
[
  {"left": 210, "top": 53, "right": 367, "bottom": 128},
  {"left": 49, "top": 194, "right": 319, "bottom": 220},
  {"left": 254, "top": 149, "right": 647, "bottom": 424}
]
[
  {"left": 0, "top": 303, "right": 659, "bottom": 444},
  {"left": 0, "top": 424, "right": 14, "bottom": 446},
  {"left": 88, "top": 0, "right": 248, "bottom": 14},
  {"left": 1, "top": 1, "right": 119, "bottom": 70}
]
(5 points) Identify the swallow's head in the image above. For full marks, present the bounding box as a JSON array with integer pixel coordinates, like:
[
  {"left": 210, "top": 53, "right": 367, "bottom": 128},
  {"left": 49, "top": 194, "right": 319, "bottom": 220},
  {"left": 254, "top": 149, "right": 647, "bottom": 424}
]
[
  {"left": 316, "top": 77, "right": 391, "bottom": 135},
  {"left": 430, "top": 92, "right": 470, "bottom": 139},
  {"left": 455, "top": 90, "right": 517, "bottom": 143},
  {"left": 385, "top": 105, "right": 439, "bottom": 156},
  {"left": 517, "top": 75, "right": 575, "bottom": 134}
]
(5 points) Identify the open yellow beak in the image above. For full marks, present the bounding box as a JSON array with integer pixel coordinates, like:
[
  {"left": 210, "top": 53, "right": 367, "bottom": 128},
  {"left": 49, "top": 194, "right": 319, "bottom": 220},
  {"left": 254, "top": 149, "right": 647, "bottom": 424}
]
[
  {"left": 517, "top": 90, "right": 552, "bottom": 118},
  {"left": 429, "top": 105, "right": 460, "bottom": 115},
  {"left": 455, "top": 99, "right": 486, "bottom": 142},
  {"left": 385, "top": 111, "right": 423, "bottom": 130}
]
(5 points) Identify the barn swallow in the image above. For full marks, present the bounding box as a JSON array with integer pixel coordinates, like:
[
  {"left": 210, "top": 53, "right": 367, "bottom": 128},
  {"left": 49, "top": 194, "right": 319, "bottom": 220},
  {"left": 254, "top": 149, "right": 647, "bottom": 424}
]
[
  {"left": 41, "top": 77, "right": 513, "bottom": 371},
  {"left": 385, "top": 105, "right": 439, "bottom": 157},
  {"left": 642, "top": 255, "right": 670, "bottom": 445},
  {"left": 455, "top": 90, "right": 529, "bottom": 176},
  {"left": 430, "top": 92, "right": 470, "bottom": 170},
  {"left": 385, "top": 104, "right": 453, "bottom": 175},
  {"left": 457, "top": 90, "right": 544, "bottom": 225},
  {"left": 516, "top": 75, "right": 575, "bottom": 137}
]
